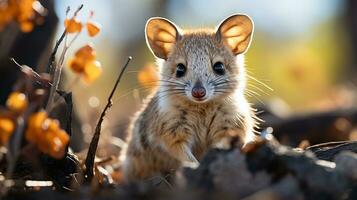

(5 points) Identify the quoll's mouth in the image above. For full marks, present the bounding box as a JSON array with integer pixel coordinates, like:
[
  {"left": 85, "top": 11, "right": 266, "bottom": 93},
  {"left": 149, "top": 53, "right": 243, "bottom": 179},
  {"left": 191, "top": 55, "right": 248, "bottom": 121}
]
[
  {"left": 193, "top": 96, "right": 206, "bottom": 101},
  {"left": 191, "top": 96, "right": 209, "bottom": 103}
]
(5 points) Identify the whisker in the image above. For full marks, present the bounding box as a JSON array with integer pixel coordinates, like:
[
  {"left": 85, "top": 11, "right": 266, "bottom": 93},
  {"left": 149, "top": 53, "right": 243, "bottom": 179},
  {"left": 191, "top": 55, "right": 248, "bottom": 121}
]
[
  {"left": 245, "top": 88, "right": 261, "bottom": 97},
  {"left": 209, "top": 74, "right": 236, "bottom": 85},
  {"left": 151, "top": 91, "right": 186, "bottom": 105},
  {"left": 215, "top": 85, "right": 236, "bottom": 90},
  {"left": 247, "top": 83, "right": 270, "bottom": 96},
  {"left": 244, "top": 90, "right": 265, "bottom": 105},
  {"left": 158, "top": 80, "right": 186, "bottom": 86},
  {"left": 246, "top": 74, "right": 273, "bottom": 91},
  {"left": 113, "top": 81, "right": 186, "bottom": 103},
  {"left": 126, "top": 70, "right": 144, "bottom": 74},
  {"left": 113, "top": 86, "right": 153, "bottom": 103}
]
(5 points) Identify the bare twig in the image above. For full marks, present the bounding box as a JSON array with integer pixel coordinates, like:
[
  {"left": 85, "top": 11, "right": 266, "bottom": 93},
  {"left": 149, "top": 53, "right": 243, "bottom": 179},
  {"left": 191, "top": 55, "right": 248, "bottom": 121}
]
[
  {"left": 46, "top": 29, "right": 66, "bottom": 73},
  {"left": 45, "top": 4, "right": 83, "bottom": 111},
  {"left": 306, "top": 141, "right": 357, "bottom": 161},
  {"left": 84, "top": 57, "right": 132, "bottom": 182},
  {"left": 10, "top": 58, "right": 52, "bottom": 87},
  {"left": 45, "top": 5, "right": 82, "bottom": 73}
]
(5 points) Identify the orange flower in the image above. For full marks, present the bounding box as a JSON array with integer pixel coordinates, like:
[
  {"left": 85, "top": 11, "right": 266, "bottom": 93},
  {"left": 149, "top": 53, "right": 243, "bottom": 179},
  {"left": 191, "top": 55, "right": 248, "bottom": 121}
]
[
  {"left": 68, "top": 44, "right": 102, "bottom": 83},
  {"left": 86, "top": 21, "right": 101, "bottom": 37},
  {"left": 6, "top": 92, "right": 28, "bottom": 112},
  {"left": 0, "top": 117, "right": 15, "bottom": 145},
  {"left": 75, "top": 44, "right": 96, "bottom": 61},
  {"left": 64, "top": 18, "right": 82, "bottom": 33},
  {"left": 26, "top": 111, "right": 69, "bottom": 159}
]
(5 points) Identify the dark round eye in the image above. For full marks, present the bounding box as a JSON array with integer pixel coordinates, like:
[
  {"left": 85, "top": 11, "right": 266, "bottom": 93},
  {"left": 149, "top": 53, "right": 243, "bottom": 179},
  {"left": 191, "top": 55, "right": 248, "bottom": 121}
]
[
  {"left": 213, "top": 62, "right": 225, "bottom": 75},
  {"left": 176, "top": 63, "right": 186, "bottom": 78}
]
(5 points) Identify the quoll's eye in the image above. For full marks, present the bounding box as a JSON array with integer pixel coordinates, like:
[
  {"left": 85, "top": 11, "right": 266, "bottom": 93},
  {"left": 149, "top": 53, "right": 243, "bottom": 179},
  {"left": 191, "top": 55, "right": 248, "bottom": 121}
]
[
  {"left": 176, "top": 63, "right": 186, "bottom": 78},
  {"left": 213, "top": 62, "right": 225, "bottom": 75}
]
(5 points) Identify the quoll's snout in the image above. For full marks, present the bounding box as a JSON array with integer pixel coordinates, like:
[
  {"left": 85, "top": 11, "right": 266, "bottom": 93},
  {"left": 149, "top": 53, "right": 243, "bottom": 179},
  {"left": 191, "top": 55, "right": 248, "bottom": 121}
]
[{"left": 191, "top": 81, "right": 206, "bottom": 99}]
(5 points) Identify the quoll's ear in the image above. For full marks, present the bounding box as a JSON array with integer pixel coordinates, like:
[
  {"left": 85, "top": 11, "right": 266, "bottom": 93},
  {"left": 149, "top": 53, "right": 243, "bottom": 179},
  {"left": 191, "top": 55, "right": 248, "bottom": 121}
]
[
  {"left": 145, "top": 17, "right": 181, "bottom": 60},
  {"left": 216, "top": 14, "right": 254, "bottom": 55}
]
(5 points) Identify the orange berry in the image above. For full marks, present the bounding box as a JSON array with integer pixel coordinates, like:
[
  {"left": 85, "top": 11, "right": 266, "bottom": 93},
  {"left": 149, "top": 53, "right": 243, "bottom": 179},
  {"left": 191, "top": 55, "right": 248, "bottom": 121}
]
[
  {"left": 6, "top": 92, "right": 28, "bottom": 112},
  {"left": 17, "top": 2, "right": 35, "bottom": 22},
  {"left": 0, "top": 117, "right": 15, "bottom": 145},
  {"left": 64, "top": 18, "right": 82, "bottom": 33},
  {"left": 19, "top": 21, "right": 34, "bottom": 32},
  {"left": 46, "top": 130, "right": 69, "bottom": 159},
  {"left": 86, "top": 21, "right": 101, "bottom": 37},
  {"left": 75, "top": 44, "right": 96, "bottom": 61},
  {"left": 26, "top": 111, "right": 47, "bottom": 143},
  {"left": 25, "top": 111, "right": 69, "bottom": 159},
  {"left": 83, "top": 60, "right": 102, "bottom": 83},
  {"left": 46, "top": 119, "right": 60, "bottom": 132},
  {"left": 57, "top": 130, "right": 69, "bottom": 145},
  {"left": 18, "top": 0, "right": 34, "bottom": 14},
  {"left": 28, "top": 111, "right": 47, "bottom": 130}
]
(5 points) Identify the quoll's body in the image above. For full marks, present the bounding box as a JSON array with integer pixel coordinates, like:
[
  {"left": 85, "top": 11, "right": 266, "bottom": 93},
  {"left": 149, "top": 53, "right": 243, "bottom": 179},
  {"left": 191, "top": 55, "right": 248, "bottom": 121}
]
[{"left": 122, "top": 14, "right": 258, "bottom": 181}]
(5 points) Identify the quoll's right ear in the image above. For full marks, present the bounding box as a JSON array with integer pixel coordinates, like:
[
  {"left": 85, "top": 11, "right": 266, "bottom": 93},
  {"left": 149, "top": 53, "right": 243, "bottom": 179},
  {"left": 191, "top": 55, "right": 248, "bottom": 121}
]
[{"left": 145, "top": 17, "right": 181, "bottom": 60}]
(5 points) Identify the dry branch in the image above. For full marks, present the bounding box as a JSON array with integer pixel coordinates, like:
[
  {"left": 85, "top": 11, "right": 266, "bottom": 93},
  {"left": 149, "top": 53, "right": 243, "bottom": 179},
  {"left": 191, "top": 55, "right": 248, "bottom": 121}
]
[
  {"left": 84, "top": 57, "right": 132, "bottom": 182},
  {"left": 45, "top": 4, "right": 83, "bottom": 111},
  {"left": 10, "top": 58, "right": 52, "bottom": 87},
  {"left": 307, "top": 141, "right": 357, "bottom": 161}
]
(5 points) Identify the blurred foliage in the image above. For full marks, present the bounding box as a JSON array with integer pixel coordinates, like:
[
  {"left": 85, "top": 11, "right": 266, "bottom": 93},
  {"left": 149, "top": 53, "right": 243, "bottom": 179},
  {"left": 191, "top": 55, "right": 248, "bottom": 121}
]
[
  {"left": 246, "top": 17, "right": 350, "bottom": 111},
  {"left": 51, "top": 1, "right": 356, "bottom": 139}
]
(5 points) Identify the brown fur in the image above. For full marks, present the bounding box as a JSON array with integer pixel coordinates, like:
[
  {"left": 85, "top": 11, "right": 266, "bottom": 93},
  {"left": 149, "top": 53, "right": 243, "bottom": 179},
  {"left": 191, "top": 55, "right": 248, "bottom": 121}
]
[{"left": 121, "top": 14, "right": 257, "bottom": 182}]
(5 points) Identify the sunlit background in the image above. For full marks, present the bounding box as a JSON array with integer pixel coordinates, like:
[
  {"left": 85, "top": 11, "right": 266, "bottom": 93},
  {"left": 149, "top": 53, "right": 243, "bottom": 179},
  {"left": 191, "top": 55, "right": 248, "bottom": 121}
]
[{"left": 52, "top": 0, "right": 356, "bottom": 149}]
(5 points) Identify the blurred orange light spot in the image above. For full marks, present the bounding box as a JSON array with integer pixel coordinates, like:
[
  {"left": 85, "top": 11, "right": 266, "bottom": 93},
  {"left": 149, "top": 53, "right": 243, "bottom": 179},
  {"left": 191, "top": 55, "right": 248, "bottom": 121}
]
[
  {"left": 0, "top": 117, "right": 15, "bottom": 145},
  {"left": 6, "top": 92, "right": 28, "bottom": 113},
  {"left": 138, "top": 64, "right": 159, "bottom": 89},
  {"left": 83, "top": 60, "right": 102, "bottom": 83},
  {"left": 19, "top": 20, "right": 34, "bottom": 32}
]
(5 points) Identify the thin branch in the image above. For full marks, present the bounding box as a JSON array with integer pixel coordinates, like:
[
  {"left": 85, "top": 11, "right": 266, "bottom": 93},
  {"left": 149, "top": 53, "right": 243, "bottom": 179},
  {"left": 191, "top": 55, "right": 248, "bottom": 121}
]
[
  {"left": 306, "top": 141, "right": 357, "bottom": 161},
  {"left": 45, "top": 4, "right": 82, "bottom": 72},
  {"left": 46, "top": 29, "right": 66, "bottom": 73},
  {"left": 84, "top": 57, "right": 132, "bottom": 182},
  {"left": 45, "top": 4, "right": 83, "bottom": 111},
  {"left": 10, "top": 58, "right": 52, "bottom": 87},
  {"left": 72, "top": 4, "right": 83, "bottom": 17}
]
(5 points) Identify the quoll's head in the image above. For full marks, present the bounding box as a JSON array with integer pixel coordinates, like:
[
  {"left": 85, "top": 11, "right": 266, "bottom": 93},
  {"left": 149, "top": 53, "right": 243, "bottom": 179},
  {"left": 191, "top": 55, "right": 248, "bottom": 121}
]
[{"left": 145, "top": 14, "right": 254, "bottom": 103}]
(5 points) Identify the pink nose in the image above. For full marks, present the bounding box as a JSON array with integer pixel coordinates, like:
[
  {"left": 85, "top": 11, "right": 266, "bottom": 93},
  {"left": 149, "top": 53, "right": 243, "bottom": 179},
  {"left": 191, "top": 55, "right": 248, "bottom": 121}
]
[{"left": 192, "top": 86, "right": 206, "bottom": 99}]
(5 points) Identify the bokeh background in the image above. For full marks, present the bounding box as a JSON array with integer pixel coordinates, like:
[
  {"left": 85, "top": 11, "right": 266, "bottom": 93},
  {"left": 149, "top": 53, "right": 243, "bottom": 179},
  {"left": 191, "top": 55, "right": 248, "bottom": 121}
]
[
  {"left": 53, "top": 0, "right": 357, "bottom": 149},
  {"left": 1, "top": 0, "right": 357, "bottom": 151}
]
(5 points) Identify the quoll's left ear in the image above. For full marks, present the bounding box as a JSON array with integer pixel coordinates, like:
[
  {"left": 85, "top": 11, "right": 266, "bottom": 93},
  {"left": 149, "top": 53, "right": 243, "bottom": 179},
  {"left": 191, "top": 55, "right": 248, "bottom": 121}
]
[{"left": 216, "top": 14, "right": 254, "bottom": 55}]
